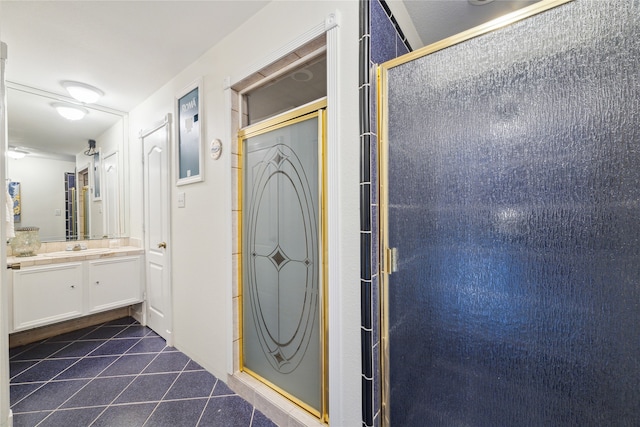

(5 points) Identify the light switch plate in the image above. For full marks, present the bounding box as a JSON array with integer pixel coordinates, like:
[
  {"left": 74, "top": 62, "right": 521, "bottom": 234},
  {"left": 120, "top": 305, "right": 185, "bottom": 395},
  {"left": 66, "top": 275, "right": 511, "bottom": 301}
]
[{"left": 177, "top": 192, "right": 186, "bottom": 208}]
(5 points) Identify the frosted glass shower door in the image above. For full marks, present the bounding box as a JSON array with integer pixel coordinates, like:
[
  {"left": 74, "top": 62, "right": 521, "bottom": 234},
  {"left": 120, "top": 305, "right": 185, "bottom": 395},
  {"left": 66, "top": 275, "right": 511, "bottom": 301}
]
[
  {"left": 241, "top": 107, "right": 324, "bottom": 416},
  {"left": 380, "top": 1, "right": 640, "bottom": 426}
]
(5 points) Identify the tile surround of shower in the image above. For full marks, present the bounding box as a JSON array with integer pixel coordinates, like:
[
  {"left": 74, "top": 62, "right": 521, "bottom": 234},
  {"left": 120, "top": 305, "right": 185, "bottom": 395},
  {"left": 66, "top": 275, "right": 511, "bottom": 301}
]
[{"left": 360, "top": 1, "right": 411, "bottom": 426}]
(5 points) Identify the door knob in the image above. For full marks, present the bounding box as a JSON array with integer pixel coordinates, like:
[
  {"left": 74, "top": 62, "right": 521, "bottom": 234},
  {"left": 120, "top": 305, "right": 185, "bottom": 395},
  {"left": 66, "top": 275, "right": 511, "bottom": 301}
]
[{"left": 158, "top": 242, "right": 167, "bottom": 249}]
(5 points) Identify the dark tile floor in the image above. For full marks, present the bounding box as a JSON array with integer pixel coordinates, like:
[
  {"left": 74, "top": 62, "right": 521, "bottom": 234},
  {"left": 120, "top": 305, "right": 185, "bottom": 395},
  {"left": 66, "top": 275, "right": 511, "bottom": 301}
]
[{"left": 9, "top": 317, "right": 277, "bottom": 427}]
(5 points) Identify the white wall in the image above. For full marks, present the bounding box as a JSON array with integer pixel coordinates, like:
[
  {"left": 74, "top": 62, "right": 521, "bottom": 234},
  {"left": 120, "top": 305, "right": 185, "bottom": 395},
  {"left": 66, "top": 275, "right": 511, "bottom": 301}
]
[
  {"left": 96, "top": 118, "right": 123, "bottom": 155},
  {"left": 128, "top": 1, "right": 361, "bottom": 425},
  {"left": 8, "top": 156, "right": 75, "bottom": 241}
]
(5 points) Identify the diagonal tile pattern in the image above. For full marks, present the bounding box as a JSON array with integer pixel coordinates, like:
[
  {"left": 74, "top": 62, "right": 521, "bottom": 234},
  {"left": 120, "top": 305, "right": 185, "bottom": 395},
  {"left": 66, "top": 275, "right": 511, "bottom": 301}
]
[{"left": 9, "top": 317, "right": 277, "bottom": 427}]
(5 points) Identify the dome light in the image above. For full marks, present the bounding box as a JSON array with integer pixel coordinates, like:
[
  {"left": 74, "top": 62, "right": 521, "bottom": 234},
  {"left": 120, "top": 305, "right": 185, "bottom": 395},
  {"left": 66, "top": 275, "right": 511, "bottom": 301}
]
[
  {"left": 7, "top": 148, "right": 29, "bottom": 159},
  {"left": 61, "top": 81, "right": 104, "bottom": 104},
  {"left": 52, "top": 102, "right": 89, "bottom": 121}
]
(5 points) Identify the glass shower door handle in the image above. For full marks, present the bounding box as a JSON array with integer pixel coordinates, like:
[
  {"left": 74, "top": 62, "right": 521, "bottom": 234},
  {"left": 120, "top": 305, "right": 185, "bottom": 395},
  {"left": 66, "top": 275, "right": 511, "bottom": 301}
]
[{"left": 384, "top": 247, "right": 399, "bottom": 274}]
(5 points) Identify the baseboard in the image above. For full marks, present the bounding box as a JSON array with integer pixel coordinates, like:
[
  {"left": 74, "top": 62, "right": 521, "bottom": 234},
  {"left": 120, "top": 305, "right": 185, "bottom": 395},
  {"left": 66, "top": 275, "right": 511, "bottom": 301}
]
[
  {"left": 9, "top": 307, "right": 131, "bottom": 348},
  {"left": 129, "top": 303, "right": 145, "bottom": 325}
]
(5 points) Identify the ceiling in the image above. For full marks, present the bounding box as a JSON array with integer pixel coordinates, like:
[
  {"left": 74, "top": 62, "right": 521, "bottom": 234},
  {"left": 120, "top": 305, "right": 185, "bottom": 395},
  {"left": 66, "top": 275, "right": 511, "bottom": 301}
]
[
  {"left": 1, "top": 0, "right": 270, "bottom": 157},
  {"left": 1, "top": 0, "right": 539, "bottom": 158}
]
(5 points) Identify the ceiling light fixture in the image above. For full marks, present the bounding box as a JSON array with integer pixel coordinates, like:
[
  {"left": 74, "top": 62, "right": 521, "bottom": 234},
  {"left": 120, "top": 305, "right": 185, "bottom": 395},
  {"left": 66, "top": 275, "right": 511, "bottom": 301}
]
[
  {"left": 7, "top": 148, "right": 29, "bottom": 160},
  {"left": 468, "top": 0, "right": 496, "bottom": 5},
  {"left": 52, "top": 102, "right": 89, "bottom": 121},
  {"left": 61, "top": 81, "right": 104, "bottom": 104},
  {"left": 291, "top": 69, "right": 313, "bottom": 82}
]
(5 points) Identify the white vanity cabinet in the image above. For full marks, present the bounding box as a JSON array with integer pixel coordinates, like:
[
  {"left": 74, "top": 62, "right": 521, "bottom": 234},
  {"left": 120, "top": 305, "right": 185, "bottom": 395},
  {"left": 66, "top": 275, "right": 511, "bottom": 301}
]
[
  {"left": 12, "top": 262, "right": 84, "bottom": 331},
  {"left": 88, "top": 256, "right": 142, "bottom": 313},
  {"left": 10, "top": 253, "right": 144, "bottom": 333}
]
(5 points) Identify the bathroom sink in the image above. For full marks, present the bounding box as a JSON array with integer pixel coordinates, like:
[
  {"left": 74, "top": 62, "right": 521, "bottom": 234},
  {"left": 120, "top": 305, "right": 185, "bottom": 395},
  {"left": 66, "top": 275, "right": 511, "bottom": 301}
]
[{"left": 43, "top": 248, "right": 112, "bottom": 257}]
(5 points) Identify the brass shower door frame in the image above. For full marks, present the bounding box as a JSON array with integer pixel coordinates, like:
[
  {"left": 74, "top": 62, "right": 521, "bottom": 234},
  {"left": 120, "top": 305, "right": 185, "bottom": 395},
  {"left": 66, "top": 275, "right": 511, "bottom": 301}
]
[
  {"left": 238, "top": 99, "right": 328, "bottom": 422},
  {"left": 376, "top": 1, "right": 573, "bottom": 426}
]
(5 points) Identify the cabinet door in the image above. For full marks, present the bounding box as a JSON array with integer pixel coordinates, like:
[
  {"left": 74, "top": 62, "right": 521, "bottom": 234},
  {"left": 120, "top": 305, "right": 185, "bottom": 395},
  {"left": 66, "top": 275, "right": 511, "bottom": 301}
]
[
  {"left": 13, "top": 263, "right": 84, "bottom": 331},
  {"left": 88, "top": 256, "right": 142, "bottom": 313}
]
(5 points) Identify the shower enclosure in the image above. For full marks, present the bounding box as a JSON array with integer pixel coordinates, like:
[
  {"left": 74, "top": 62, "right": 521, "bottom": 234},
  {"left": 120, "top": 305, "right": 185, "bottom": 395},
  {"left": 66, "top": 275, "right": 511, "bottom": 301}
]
[
  {"left": 240, "top": 101, "right": 328, "bottom": 420},
  {"left": 379, "top": 0, "right": 640, "bottom": 425}
]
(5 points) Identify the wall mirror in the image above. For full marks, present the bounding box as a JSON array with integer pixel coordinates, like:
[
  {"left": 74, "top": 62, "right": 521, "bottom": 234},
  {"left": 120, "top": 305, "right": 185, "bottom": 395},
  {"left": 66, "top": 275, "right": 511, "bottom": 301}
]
[{"left": 6, "top": 82, "right": 129, "bottom": 242}]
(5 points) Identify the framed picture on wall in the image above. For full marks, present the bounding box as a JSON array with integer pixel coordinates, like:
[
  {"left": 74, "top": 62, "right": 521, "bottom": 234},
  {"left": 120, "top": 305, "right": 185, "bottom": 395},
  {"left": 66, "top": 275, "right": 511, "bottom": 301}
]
[
  {"left": 8, "top": 181, "right": 21, "bottom": 223},
  {"left": 176, "top": 78, "right": 204, "bottom": 186}
]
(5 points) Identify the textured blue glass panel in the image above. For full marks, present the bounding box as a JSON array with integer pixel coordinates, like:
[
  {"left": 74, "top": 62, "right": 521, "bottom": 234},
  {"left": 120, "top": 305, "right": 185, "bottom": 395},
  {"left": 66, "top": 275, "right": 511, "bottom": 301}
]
[
  {"left": 386, "top": 1, "right": 640, "bottom": 425},
  {"left": 371, "top": 0, "right": 398, "bottom": 64},
  {"left": 396, "top": 34, "right": 409, "bottom": 57}
]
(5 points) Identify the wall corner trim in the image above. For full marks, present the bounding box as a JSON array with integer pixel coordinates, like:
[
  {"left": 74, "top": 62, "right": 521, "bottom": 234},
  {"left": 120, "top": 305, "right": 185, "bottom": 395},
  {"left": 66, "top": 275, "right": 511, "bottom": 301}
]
[
  {"left": 325, "top": 17, "right": 345, "bottom": 426},
  {"left": 326, "top": 11, "right": 340, "bottom": 30}
]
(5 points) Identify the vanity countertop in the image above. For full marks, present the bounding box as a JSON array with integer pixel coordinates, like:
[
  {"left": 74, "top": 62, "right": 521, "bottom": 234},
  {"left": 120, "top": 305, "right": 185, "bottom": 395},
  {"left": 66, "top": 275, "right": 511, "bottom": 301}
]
[{"left": 8, "top": 246, "right": 144, "bottom": 268}]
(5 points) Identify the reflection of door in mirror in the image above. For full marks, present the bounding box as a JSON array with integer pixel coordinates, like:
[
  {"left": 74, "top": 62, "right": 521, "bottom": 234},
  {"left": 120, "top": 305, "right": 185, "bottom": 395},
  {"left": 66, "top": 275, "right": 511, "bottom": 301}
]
[
  {"left": 93, "top": 152, "right": 101, "bottom": 200},
  {"left": 103, "top": 151, "right": 120, "bottom": 238},
  {"left": 81, "top": 185, "right": 91, "bottom": 240},
  {"left": 89, "top": 152, "right": 104, "bottom": 239},
  {"left": 77, "top": 168, "right": 90, "bottom": 240},
  {"left": 64, "top": 172, "right": 77, "bottom": 240}
]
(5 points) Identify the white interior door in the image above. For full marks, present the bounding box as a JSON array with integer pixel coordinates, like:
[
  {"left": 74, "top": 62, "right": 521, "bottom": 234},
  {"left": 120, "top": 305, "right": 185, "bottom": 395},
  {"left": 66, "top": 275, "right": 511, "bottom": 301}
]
[
  {"left": 103, "top": 151, "right": 120, "bottom": 237},
  {"left": 142, "top": 115, "right": 172, "bottom": 344}
]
